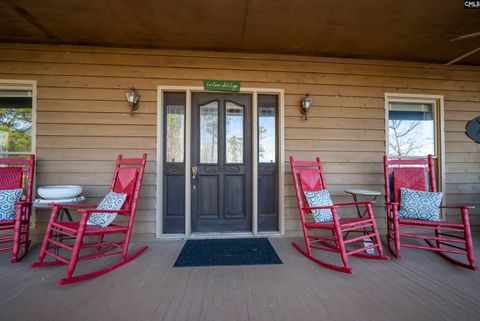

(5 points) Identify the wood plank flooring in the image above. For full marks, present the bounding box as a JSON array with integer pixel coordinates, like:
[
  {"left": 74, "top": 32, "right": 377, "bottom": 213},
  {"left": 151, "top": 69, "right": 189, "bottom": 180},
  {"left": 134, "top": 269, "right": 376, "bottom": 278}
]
[{"left": 1, "top": 236, "right": 479, "bottom": 321}]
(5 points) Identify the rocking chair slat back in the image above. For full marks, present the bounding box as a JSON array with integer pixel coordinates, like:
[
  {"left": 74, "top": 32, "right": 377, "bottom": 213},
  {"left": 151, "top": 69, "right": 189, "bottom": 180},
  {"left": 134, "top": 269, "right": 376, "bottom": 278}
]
[
  {"left": 0, "top": 156, "right": 35, "bottom": 202},
  {"left": 290, "top": 157, "right": 326, "bottom": 216},
  {"left": 0, "top": 167, "right": 23, "bottom": 190},
  {"left": 118, "top": 158, "right": 144, "bottom": 165},
  {"left": 383, "top": 155, "right": 436, "bottom": 203},
  {"left": 110, "top": 154, "right": 147, "bottom": 216},
  {"left": 385, "top": 158, "right": 429, "bottom": 166},
  {"left": 299, "top": 169, "right": 325, "bottom": 192},
  {"left": 393, "top": 168, "right": 428, "bottom": 201}
]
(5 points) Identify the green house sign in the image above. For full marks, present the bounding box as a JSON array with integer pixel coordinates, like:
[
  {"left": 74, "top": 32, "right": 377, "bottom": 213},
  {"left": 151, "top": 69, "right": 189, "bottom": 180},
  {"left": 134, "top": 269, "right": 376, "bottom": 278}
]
[{"left": 203, "top": 79, "right": 240, "bottom": 92}]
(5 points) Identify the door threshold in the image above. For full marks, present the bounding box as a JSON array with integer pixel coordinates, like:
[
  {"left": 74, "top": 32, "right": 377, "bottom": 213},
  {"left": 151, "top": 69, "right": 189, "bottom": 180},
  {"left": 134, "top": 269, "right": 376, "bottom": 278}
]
[
  {"left": 189, "top": 232, "right": 256, "bottom": 239},
  {"left": 157, "top": 231, "right": 283, "bottom": 240}
]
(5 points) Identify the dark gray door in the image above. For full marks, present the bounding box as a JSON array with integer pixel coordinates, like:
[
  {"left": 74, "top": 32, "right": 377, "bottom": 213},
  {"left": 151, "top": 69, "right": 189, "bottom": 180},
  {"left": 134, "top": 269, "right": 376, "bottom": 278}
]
[{"left": 191, "top": 93, "right": 252, "bottom": 232}]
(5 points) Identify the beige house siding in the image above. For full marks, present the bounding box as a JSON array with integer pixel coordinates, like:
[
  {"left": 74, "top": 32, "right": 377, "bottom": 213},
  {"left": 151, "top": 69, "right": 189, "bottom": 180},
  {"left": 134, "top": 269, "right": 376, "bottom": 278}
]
[{"left": 0, "top": 43, "right": 479, "bottom": 238}]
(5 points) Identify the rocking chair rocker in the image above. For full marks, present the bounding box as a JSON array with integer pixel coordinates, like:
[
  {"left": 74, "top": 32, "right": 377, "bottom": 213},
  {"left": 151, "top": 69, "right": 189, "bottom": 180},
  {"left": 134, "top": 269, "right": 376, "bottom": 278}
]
[
  {"left": 384, "top": 155, "right": 477, "bottom": 271},
  {"left": 290, "top": 156, "right": 388, "bottom": 273},
  {"left": 0, "top": 155, "right": 35, "bottom": 263},
  {"left": 32, "top": 153, "right": 148, "bottom": 284}
]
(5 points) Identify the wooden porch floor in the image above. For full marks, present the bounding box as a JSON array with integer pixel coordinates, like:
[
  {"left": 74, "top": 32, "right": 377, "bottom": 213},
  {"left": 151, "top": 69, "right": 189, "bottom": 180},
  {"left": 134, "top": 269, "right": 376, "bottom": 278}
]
[{"left": 1, "top": 236, "right": 480, "bottom": 321}]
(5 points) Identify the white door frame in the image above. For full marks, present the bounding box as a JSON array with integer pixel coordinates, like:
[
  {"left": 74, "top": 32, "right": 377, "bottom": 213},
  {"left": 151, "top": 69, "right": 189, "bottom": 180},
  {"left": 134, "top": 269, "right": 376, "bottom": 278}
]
[{"left": 156, "top": 86, "right": 284, "bottom": 238}]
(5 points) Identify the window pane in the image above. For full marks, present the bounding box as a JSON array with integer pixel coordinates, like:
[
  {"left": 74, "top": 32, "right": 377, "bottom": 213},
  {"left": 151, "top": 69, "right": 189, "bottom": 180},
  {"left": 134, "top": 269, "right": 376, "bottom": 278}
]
[
  {"left": 226, "top": 102, "right": 244, "bottom": 163},
  {"left": 259, "top": 107, "right": 276, "bottom": 162},
  {"left": 166, "top": 105, "right": 184, "bottom": 162},
  {"left": 200, "top": 102, "right": 218, "bottom": 163},
  {"left": 388, "top": 102, "right": 435, "bottom": 157},
  {"left": 0, "top": 91, "right": 32, "bottom": 154}
]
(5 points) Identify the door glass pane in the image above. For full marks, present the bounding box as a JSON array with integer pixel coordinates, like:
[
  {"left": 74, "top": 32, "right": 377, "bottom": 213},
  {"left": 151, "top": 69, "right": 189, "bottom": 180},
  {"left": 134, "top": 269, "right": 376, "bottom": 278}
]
[
  {"left": 388, "top": 102, "right": 435, "bottom": 157},
  {"left": 166, "top": 105, "right": 184, "bottom": 162},
  {"left": 200, "top": 102, "right": 218, "bottom": 163},
  {"left": 226, "top": 102, "right": 244, "bottom": 163},
  {"left": 0, "top": 90, "right": 33, "bottom": 154},
  {"left": 259, "top": 107, "right": 276, "bottom": 163}
]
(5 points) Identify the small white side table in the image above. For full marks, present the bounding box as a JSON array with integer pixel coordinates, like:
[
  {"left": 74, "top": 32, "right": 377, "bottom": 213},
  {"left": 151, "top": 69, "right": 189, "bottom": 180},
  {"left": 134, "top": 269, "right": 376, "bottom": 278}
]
[
  {"left": 344, "top": 189, "right": 381, "bottom": 218},
  {"left": 33, "top": 196, "right": 87, "bottom": 221}
]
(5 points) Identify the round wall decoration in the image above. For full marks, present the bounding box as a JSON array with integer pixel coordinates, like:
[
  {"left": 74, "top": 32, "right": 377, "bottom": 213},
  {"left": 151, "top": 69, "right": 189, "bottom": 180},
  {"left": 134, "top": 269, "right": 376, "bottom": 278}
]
[{"left": 465, "top": 116, "right": 480, "bottom": 143}]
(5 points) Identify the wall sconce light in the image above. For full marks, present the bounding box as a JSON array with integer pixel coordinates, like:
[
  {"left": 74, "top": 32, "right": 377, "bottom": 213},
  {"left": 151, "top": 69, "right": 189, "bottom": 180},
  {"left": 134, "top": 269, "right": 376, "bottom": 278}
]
[
  {"left": 301, "top": 93, "right": 314, "bottom": 120},
  {"left": 125, "top": 87, "right": 140, "bottom": 115}
]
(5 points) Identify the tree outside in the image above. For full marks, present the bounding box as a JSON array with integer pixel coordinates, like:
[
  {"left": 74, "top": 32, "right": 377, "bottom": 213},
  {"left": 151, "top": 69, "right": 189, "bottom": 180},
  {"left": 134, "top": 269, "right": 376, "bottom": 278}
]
[
  {"left": 226, "top": 104, "right": 243, "bottom": 163},
  {"left": 258, "top": 107, "right": 276, "bottom": 163},
  {"left": 0, "top": 107, "right": 32, "bottom": 153},
  {"left": 388, "top": 119, "right": 434, "bottom": 157},
  {"left": 200, "top": 104, "right": 218, "bottom": 163},
  {"left": 166, "top": 105, "right": 184, "bottom": 162}
]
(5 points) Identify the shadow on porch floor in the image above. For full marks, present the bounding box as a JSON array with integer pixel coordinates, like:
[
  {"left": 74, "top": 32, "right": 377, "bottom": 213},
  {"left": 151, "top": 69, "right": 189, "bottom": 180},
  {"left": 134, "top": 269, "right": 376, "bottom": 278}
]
[{"left": 1, "top": 236, "right": 479, "bottom": 321}]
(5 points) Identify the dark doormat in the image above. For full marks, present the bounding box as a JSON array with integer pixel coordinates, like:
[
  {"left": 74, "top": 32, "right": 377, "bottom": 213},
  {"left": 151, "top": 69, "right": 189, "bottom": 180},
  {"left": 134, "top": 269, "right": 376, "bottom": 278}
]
[{"left": 173, "top": 238, "right": 283, "bottom": 267}]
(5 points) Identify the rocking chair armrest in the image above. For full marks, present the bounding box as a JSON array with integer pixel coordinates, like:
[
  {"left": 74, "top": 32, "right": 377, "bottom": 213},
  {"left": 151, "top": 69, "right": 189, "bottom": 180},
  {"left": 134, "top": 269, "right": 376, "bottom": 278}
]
[
  {"left": 385, "top": 202, "right": 400, "bottom": 219},
  {"left": 78, "top": 209, "right": 132, "bottom": 215},
  {"left": 439, "top": 204, "right": 475, "bottom": 209},
  {"left": 15, "top": 201, "right": 32, "bottom": 206},
  {"left": 386, "top": 202, "right": 400, "bottom": 208},
  {"left": 302, "top": 205, "right": 338, "bottom": 211}
]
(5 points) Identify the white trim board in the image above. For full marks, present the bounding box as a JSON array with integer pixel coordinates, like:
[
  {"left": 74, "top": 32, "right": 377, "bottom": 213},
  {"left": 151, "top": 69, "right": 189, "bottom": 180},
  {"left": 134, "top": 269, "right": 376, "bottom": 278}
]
[{"left": 156, "top": 86, "right": 285, "bottom": 239}]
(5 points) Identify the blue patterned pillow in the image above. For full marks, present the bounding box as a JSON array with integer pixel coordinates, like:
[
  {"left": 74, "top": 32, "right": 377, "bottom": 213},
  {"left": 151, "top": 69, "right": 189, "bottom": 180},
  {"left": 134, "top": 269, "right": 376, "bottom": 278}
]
[
  {"left": 304, "top": 190, "right": 334, "bottom": 223},
  {"left": 0, "top": 189, "right": 23, "bottom": 221},
  {"left": 87, "top": 192, "right": 127, "bottom": 227},
  {"left": 398, "top": 188, "right": 442, "bottom": 221}
]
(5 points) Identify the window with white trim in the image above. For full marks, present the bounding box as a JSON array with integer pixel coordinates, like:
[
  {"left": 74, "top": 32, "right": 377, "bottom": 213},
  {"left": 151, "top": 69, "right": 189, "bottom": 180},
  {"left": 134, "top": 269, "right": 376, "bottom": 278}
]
[
  {"left": 386, "top": 95, "right": 442, "bottom": 159},
  {"left": 0, "top": 88, "right": 34, "bottom": 156},
  {"left": 385, "top": 94, "right": 444, "bottom": 193}
]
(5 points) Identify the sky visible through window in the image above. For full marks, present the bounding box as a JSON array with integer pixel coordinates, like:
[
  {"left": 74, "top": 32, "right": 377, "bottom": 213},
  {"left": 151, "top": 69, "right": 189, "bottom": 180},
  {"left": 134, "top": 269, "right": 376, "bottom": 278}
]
[
  {"left": 388, "top": 120, "right": 434, "bottom": 157},
  {"left": 259, "top": 116, "right": 275, "bottom": 162}
]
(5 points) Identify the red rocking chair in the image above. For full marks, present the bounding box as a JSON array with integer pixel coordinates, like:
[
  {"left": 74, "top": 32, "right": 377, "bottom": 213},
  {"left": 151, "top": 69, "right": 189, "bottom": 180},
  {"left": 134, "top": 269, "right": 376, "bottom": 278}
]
[
  {"left": 32, "top": 153, "right": 148, "bottom": 284},
  {"left": 290, "top": 156, "right": 388, "bottom": 273},
  {"left": 0, "top": 155, "right": 35, "bottom": 263},
  {"left": 384, "top": 155, "right": 477, "bottom": 271}
]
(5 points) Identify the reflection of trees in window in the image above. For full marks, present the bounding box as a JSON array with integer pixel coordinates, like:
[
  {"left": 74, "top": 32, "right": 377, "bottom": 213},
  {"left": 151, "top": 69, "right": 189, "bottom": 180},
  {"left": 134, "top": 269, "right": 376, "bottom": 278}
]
[
  {"left": 166, "top": 105, "right": 184, "bottom": 162},
  {"left": 258, "top": 126, "right": 267, "bottom": 161},
  {"left": 200, "top": 104, "right": 218, "bottom": 163},
  {"left": 258, "top": 107, "right": 275, "bottom": 163},
  {"left": 0, "top": 108, "right": 32, "bottom": 153},
  {"left": 388, "top": 102, "right": 435, "bottom": 158},
  {"left": 227, "top": 135, "right": 242, "bottom": 162},
  {"left": 388, "top": 120, "right": 432, "bottom": 157},
  {"left": 226, "top": 103, "right": 243, "bottom": 163}
]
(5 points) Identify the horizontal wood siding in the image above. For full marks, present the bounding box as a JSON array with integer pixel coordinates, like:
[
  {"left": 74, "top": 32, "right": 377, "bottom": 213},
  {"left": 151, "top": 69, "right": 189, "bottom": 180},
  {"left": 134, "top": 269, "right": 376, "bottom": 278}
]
[{"left": 0, "top": 43, "right": 479, "bottom": 238}]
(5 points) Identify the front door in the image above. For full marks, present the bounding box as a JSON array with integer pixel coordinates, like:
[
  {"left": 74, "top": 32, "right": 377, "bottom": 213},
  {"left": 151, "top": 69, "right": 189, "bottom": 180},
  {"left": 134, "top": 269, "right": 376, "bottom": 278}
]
[{"left": 191, "top": 93, "right": 252, "bottom": 233}]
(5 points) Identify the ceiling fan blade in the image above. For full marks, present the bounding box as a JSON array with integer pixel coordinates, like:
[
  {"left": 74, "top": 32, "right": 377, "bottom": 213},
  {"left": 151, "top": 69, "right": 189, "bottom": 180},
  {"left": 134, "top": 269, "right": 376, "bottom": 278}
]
[
  {"left": 445, "top": 45, "right": 480, "bottom": 65},
  {"left": 451, "top": 32, "right": 480, "bottom": 41}
]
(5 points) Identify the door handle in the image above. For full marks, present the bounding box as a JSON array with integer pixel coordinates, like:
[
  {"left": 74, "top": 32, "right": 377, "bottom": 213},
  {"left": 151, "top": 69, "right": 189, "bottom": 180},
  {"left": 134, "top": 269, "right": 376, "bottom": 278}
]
[{"left": 192, "top": 166, "right": 198, "bottom": 180}]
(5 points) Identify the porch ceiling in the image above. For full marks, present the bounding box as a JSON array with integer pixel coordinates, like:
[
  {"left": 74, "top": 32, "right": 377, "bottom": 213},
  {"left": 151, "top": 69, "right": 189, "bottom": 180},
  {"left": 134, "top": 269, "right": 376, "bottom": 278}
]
[{"left": 1, "top": 0, "right": 480, "bottom": 65}]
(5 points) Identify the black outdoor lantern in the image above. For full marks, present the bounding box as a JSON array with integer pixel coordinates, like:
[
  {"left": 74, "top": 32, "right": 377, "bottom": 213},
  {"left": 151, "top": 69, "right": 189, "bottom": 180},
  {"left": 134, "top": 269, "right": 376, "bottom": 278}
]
[
  {"left": 125, "top": 87, "right": 140, "bottom": 115},
  {"left": 301, "top": 93, "right": 314, "bottom": 120}
]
